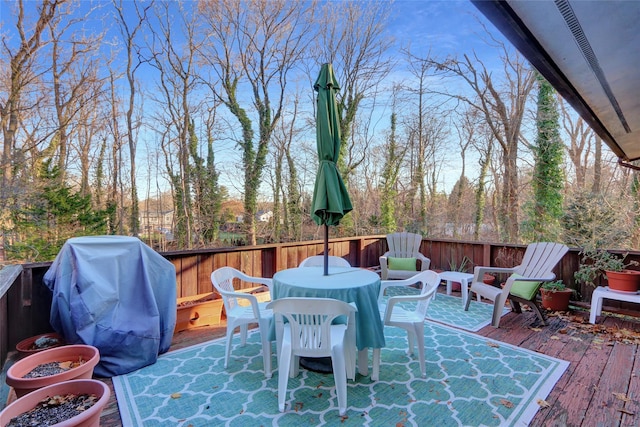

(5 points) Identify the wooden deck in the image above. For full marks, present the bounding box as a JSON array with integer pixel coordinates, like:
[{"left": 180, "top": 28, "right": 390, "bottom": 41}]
[{"left": 5, "top": 292, "right": 640, "bottom": 426}]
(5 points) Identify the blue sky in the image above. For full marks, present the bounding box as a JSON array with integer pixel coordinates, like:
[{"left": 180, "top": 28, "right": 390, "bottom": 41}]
[
  {"left": 0, "top": 0, "right": 513, "bottom": 197},
  {"left": 388, "top": 1, "right": 505, "bottom": 59}
]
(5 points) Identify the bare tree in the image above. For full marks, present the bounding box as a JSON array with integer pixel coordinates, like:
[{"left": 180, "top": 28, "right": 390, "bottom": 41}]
[
  {"left": 73, "top": 82, "right": 107, "bottom": 197},
  {"left": 0, "top": 0, "right": 62, "bottom": 209},
  {"left": 312, "top": 0, "right": 394, "bottom": 187},
  {"left": 426, "top": 43, "right": 536, "bottom": 242},
  {"left": 43, "top": 1, "right": 105, "bottom": 186},
  {"left": 402, "top": 52, "right": 429, "bottom": 230},
  {"left": 401, "top": 50, "right": 448, "bottom": 232},
  {"left": 270, "top": 95, "right": 305, "bottom": 242},
  {"left": 146, "top": 0, "right": 204, "bottom": 248},
  {"left": 113, "top": 0, "right": 154, "bottom": 236},
  {"left": 106, "top": 70, "right": 125, "bottom": 234},
  {"left": 197, "top": 0, "right": 314, "bottom": 245},
  {"left": 192, "top": 104, "right": 224, "bottom": 246},
  {"left": 448, "top": 107, "right": 477, "bottom": 238},
  {"left": 559, "top": 97, "right": 597, "bottom": 190}
]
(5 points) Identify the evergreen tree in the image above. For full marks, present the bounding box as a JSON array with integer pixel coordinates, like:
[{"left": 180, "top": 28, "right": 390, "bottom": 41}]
[
  {"left": 7, "top": 160, "right": 110, "bottom": 261},
  {"left": 523, "top": 74, "right": 565, "bottom": 241}
]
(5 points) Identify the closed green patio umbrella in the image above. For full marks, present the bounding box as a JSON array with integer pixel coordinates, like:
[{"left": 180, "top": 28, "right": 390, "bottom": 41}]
[{"left": 311, "top": 63, "right": 352, "bottom": 275}]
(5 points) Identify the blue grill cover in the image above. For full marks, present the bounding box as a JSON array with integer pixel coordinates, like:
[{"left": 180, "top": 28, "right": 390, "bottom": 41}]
[{"left": 43, "top": 236, "right": 177, "bottom": 377}]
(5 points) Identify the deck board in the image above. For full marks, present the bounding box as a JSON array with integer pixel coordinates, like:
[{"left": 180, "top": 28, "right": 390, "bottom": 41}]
[
  {"left": 622, "top": 347, "right": 640, "bottom": 426},
  {"left": 475, "top": 307, "right": 640, "bottom": 427},
  {"left": 585, "top": 343, "right": 634, "bottom": 426}
]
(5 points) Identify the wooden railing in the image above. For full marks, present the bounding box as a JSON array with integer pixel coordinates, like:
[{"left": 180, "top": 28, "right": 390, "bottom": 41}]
[{"left": 2, "top": 236, "right": 639, "bottom": 369}]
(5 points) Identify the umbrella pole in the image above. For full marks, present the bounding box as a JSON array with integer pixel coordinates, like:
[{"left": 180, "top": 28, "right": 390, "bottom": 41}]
[{"left": 324, "top": 224, "right": 329, "bottom": 276}]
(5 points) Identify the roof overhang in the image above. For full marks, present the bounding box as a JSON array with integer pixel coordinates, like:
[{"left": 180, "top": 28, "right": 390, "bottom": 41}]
[{"left": 471, "top": 0, "right": 640, "bottom": 162}]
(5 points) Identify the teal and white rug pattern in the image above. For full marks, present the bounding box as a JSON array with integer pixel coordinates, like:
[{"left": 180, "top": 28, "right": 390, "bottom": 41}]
[
  {"left": 384, "top": 286, "right": 510, "bottom": 332},
  {"left": 113, "top": 323, "right": 568, "bottom": 427}
]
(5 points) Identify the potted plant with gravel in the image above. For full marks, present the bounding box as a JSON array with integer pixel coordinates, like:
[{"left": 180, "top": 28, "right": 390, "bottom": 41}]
[
  {"left": 540, "top": 280, "right": 574, "bottom": 311},
  {"left": 15, "top": 333, "right": 66, "bottom": 358},
  {"left": 6, "top": 344, "right": 100, "bottom": 398},
  {"left": 0, "top": 379, "right": 109, "bottom": 427}
]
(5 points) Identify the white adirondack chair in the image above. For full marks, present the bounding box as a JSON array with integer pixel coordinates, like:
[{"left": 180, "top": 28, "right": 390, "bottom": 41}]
[
  {"left": 379, "top": 232, "right": 430, "bottom": 280},
  {"left": 464, "top": 242, "right": 569, "bottom": 328}
]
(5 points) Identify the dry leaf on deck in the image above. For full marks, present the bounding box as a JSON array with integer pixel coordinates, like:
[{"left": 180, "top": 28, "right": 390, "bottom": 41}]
[
  {"left": 530, "top": 327, "right": 542, "bottom": 332},
  {"left": 537, "top": 399, "right": 550, "bottom": 408},
  {"left": 613, "top": 392, "right": 631, "bottom": 402}
]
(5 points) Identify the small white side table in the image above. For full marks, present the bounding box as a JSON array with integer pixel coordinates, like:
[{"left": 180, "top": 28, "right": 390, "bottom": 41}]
[
  {"left": 439, "top": 271, "right": 476, "bottom": 306},
  {"left": 589, "top": 286, "right": 640, "bottom": 324}
]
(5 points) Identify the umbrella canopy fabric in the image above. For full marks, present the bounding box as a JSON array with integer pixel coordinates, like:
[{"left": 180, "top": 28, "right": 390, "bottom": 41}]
[{"left": 311, "top": 63, "right": 352, "bottom": 227}]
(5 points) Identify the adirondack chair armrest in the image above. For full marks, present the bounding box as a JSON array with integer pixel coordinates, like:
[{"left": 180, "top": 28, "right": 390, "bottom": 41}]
[
  {"left": 416, "top": 253, "right": 431, "bottom": 271},
  {"left": 472, "top": 266, "right": 518, "bottom": 283},
  {"left": 505, "top": 274, "right": 556, "bottom": 284}
]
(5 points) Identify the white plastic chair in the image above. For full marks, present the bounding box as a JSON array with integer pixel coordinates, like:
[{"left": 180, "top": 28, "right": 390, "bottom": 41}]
[
  {"left": 211, "top": 266, "right": 274, "bottom": 378},
  {"left": 375, "top": 270, "right": 440, "bottom": 379},
  {"left": 379, "top": 232, "right": 431, "bottom": 280},
  {"left": 298, "top": 255, "right": 351, "bottom": 268},
  {"left": 464, "top": 242, "right": 569, "bottom": 328},
  {"left": 266, "top": 297, "right": 357, "bottom": 416}
]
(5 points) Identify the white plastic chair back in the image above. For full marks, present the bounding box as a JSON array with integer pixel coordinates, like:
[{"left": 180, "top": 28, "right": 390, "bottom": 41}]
[
  {"left": 211, "top": 266, "right": 274, "bottom": 378},
  {"left": 378, "top": 270, "right": 436, "bottom": 303},
  {"left": 267, "top": 297, "right": 356, "bottom": 416},
  {"left": 211, "top": 267, "right": 244, "bottom": 314},
  {"left": 387, "top": 232, "right": 423, "bottom": 258},
  {"left": 299, "top": 255, "right": 351, "bottom": 268},
  {"left": 377, "top": 270, "right": 440, "bottom": 378}
]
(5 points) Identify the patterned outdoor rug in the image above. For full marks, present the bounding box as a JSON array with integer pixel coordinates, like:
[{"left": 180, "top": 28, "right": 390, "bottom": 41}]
[
  {"left": 113, "top": 322, "right": 568, "bottom": 427},
  {"left": 386, "top": 286, "right": 510, "bottom": 332}
]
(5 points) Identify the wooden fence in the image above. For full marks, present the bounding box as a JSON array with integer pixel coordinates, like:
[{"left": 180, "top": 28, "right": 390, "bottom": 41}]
[{"left": 2, "top": 236, "right": 639, "bottom": 369}]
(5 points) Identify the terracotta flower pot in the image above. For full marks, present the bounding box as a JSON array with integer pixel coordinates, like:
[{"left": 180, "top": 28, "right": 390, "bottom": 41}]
[
  {"left": 541, "top": 289, "right": 573, "bottom": 311},
  {"left": 0, "top": 379, "right": 109, "bottom": 427},
  {"left": 6, "top": 344, "right": 100, "bottom": 398},
  {"left": 483, "top": 274, "right": 496, "bottom": 285},
  {"left": 605, "top": 270, "right": 640, "bottom": 293},
  {"left": 15, "top": 333, "right": 66, "bottom": 357}
]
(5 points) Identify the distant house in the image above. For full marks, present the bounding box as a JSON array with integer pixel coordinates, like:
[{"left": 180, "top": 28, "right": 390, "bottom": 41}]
[
  {"left": 221, "top": 200, "right": 244, "bottom": 224},
  {"left": 256, "top": 210, "right": 273, "bottom": 222},
  {"left": 139, "top": 210, "right": 174, "bottom": 235}
]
